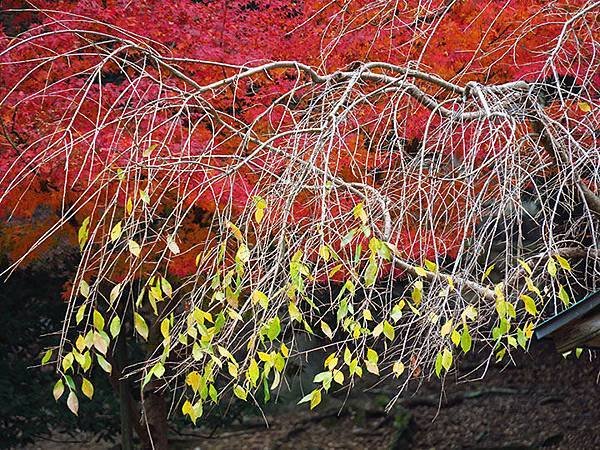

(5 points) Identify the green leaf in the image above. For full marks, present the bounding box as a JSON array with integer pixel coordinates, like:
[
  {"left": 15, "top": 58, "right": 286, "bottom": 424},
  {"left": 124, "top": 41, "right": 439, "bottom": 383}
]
[
  {"left": 435, "top": 352, "right": 443, "bottom": 377},
  {"left": 134, "top": 312, "right": 149, "bottom": 340},
  {"left": 266, "top": 317, "right": 281, "bottom": 341}
]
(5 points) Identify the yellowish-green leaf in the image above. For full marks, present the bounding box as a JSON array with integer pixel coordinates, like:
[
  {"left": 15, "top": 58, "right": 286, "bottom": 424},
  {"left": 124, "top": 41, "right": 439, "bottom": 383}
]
[
  {"left": 424, "top": 259, "right": 437, "bottom": 272},
  {"left": 558, "top": 285, "right": 570, "bottom": 306},
  {"left": 517, "top": 258, "right": 532, "bottom": 276},
  {"left": 93, "top": 310, "right": 105, "bottom": 331},
  {"left": 133, "top": 312, "right": 149, "bottom": 340},
  {"left": 442, "top": 348, "right": 453, "bottom": 371},
  {"left": 109, "top": 283, "right": 121, "bottom": 304},
  {"left": 382, "top": 320, "right": 395, "bottom": 340},
  {"left": 519, "top": 294, "right": 538, "bottom": 316},
  {"left": 186, "top": 371, "right": 201, "bottom": 393},
  {"left": 109, "top": 316, "right": 121, "bottom": 338},
  {"left": 233, "top": 385, "right": 247, "bottom": 401},
  {"left": 236, "top": 244, "right": 250, "bottom": 264},
  {"left": 139, "top": 189, "right": 150, "bottom": 205},
  {"left": 79, "top": 280, "right": 90, "bottom": 299},
  {"left": 482, "top": 264, "right": 495, "bottom": 281},
  {"left": 76, "top": 304, "right": 87, "bottom": 324},
  {"left": 547, "top": 257, "right": 557, "bottom": 277},
  {"left": 251, "top": 290, "right": 269, "bottom": 309},
  {"left": 460, "top": 327, "right": 472, "bottom": 353},
  {"left": 78, "top": 216, "right": 90, "bottom": 251},
  {"left": 41, "top": 349, "right": 53, "bottom": 365},
  {"left": 160, "top": 318, "right": 170, "bottom": 340},
  {"left": 310, "top": 389, "right": 322, "bottom": 409},
  {"left": 320, "top": 321, "right": 333, "bottom": 340},
  {"left": 319, "top": 245, "right": 331, "bottom": 261},
  {"left": 53, "top": 379, "right": 64, "bottom": 401},
  {"left": 96, "top": 354, "right": 112, "bottom": 374},
  {"left": 555, "top": 254, "right": 571, "bottom": 271}
]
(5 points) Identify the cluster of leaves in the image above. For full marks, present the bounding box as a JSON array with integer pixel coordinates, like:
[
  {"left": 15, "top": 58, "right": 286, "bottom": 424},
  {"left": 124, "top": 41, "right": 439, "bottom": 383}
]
[{"left": 0, "top": 0, "right": 598, "bottom": 431}]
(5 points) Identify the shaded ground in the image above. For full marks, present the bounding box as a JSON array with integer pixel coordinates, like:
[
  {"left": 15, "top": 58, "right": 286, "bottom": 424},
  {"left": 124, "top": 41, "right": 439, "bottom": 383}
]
[{"left": 24, "top": 341, "right": 600, "bottom": 450}]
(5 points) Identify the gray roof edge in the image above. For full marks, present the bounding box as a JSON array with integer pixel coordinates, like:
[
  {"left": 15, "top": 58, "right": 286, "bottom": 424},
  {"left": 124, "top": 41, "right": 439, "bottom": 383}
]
[{"left": 535, "top": 290, "right": 600, "bottom": 340}]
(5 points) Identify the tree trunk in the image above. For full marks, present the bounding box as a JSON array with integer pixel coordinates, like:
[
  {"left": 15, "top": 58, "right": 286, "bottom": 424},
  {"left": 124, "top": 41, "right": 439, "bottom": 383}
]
[
  {"left": 115, "top": 335, "right": 134, "bottom": 450},
  {"left": 140, "top": 386, "right": 169, "bottom": 450}
]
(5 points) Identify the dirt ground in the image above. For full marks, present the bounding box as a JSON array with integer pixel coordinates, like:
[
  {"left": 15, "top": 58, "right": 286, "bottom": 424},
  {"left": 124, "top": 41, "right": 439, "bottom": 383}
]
[{"left": 25, "top": 340, "right": 600, "bottom": 450}]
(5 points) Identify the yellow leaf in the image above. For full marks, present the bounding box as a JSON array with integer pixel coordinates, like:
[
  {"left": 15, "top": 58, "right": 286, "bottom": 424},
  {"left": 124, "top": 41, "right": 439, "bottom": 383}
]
[
  {"left": 578, "top": 101, "right": 591, "bottom": 113},
  {"left": 310, "top": 389, "right": 322, "bottom": 409},
  {"left": 81, "top": 378, "right": 94, "bottom": 400},
  {"left": 110, "top": 221, "right": 122, "bottom": 243},
  {"left": 414, "top": 266, "right": 427, "bottom": 277},
  {"left": 392, "top": 361, "right": 405, "bottom": 377},
  {"left": 441, "top": 319, "right": 453, "bottom": 337},
  {"left": 128, "top": 240, "right": 141, "bottom": 258}
]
